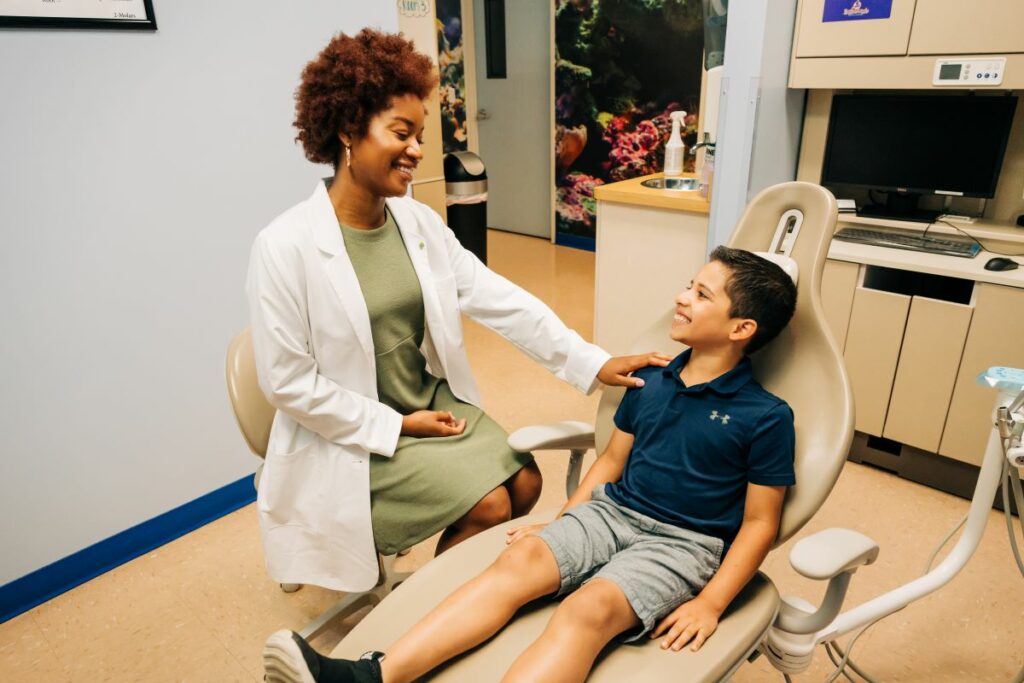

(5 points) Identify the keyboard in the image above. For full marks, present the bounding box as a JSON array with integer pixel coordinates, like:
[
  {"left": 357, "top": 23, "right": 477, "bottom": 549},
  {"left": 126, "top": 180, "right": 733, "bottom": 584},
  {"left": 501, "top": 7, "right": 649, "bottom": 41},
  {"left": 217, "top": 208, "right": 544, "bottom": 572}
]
[{"left": 834, "top": 227, "right": 981, "bottom": 258}]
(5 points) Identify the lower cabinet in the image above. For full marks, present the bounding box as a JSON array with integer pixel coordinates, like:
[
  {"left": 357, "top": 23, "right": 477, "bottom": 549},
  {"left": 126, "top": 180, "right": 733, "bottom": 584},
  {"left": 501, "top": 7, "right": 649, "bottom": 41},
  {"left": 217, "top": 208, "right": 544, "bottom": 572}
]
[
  {"left": 594, "top": 201, "right": 707, "bottom": 356},
  {"left": 843, "top": 286, "right": 910, "bottom": 437},
  {"left": 939, "top": 283, "right": 1024, "bottom": 465},
  {"left": 883, "top": 296, "right": 973, "bottom": 452},
  {"left": 822, "top": 259, "right": 1023, "bottom": 466},
  {"left": 820, "top": 259, "right": 859, "bottom": 352}
]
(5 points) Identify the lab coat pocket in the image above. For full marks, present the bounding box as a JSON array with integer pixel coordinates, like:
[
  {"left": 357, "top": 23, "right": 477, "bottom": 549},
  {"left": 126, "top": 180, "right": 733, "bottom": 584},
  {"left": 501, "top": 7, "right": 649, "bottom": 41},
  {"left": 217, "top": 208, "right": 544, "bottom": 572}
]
[
  {"left": 258, "top": 441, "right": 325, "bottom": 530},
  {"left": 434, "top": 275, "right": 463, "bottom": 334}
]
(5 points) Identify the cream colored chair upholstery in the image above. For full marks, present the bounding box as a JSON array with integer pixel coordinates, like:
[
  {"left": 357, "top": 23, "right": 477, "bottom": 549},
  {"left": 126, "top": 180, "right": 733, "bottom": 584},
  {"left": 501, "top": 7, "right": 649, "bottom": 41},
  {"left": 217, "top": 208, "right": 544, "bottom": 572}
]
[
  {"left": 330, "top": 182, "right": 853, "bottom": 681},
  {"left": 226, "top": 328, "right": 275, "bottom": 459},
  {"left": 225, "top": 328, "right": 412, "bottom": 637}
]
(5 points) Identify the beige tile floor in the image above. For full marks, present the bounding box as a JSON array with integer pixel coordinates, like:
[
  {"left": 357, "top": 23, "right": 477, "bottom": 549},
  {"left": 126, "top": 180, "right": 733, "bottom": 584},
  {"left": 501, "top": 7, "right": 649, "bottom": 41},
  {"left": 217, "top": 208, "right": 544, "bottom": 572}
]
[{"left": 2, "top": 230, "right": 1022, "bottom": 682}]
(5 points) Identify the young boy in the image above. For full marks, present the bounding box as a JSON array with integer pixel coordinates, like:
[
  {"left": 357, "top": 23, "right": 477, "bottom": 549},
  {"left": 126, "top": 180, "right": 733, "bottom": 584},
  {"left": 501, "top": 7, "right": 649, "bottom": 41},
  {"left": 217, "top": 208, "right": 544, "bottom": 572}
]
[{"left": 264, "top": 246, "right": 799, "bottom": 683}]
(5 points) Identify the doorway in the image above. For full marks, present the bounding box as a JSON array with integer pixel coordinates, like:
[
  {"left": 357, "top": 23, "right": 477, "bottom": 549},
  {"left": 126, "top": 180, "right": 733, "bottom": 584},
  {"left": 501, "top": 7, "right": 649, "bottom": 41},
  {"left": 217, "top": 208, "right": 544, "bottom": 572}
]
[{"left": 472, "top": 0, "right": 551, "bottom": 239}]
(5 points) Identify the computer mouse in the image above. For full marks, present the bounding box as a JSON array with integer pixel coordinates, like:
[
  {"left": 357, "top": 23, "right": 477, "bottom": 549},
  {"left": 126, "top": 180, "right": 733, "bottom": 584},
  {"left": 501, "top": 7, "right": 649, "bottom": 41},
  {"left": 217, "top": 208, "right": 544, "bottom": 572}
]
[{"left": 984, "top": 257, "right": 1019, "bottom": 272}]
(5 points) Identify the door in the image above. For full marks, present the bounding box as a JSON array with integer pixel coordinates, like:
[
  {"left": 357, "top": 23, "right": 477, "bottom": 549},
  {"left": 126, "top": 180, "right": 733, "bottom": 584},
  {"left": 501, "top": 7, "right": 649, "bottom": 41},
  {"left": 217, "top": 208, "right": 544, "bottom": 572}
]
[{"left": 473, "top": 0, "right": 551, "bottom": 238}]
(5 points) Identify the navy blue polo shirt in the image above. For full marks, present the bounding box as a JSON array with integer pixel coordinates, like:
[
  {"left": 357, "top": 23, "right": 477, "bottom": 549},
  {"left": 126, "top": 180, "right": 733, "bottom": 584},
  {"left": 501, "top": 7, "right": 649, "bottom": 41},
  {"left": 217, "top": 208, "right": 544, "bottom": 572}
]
[{"left": 605, "top": 349, "right": 795, "bottom": 547}]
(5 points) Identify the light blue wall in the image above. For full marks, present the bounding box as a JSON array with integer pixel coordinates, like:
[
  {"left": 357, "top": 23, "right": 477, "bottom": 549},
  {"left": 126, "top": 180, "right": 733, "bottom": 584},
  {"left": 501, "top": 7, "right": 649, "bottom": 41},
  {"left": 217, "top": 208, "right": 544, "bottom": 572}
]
[
  {"left": 707, "top": 0, "right": 805, "bottom": 252},
  {"left": 0, "top": 3, "right": 397, "bottom": 584}
]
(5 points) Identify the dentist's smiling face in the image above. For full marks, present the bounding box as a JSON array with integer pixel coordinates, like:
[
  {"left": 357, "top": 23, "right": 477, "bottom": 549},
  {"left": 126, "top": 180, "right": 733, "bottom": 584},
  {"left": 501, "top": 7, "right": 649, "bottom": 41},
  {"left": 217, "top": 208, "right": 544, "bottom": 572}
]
[
  {"left": 342, "top": 93, "right": 425, "bottom": 198},
  {"left": 670, "top": 260, "right": 746, "bottom": 347}
]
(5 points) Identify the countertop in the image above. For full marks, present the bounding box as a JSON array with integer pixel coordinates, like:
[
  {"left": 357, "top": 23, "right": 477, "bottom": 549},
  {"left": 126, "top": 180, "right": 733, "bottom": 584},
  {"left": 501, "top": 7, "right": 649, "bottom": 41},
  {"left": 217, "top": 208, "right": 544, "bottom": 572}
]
[
  {"left": 593, "top": 172, "right": 711, "bottom": 214},
  {"left": 830, "top": 214, "right": 1024, "bottom": 289}
]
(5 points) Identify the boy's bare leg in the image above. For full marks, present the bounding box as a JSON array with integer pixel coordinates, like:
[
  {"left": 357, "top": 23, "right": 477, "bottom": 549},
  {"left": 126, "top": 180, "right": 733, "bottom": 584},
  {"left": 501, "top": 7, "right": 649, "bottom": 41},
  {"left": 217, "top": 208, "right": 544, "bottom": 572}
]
[
  {"left": 502, "top": 578, "right": 640, "bottom": 683},
  {"left": 380, "top": 536, "right": 561, "bottom": 683}
]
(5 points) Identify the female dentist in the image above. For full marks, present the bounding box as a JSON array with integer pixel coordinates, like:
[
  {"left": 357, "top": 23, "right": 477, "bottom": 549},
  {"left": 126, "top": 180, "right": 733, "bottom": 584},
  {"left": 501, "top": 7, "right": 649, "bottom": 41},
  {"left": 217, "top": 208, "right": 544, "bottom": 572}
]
[{"left": 247, "top": 29, "right": 669, "bottom": 593}]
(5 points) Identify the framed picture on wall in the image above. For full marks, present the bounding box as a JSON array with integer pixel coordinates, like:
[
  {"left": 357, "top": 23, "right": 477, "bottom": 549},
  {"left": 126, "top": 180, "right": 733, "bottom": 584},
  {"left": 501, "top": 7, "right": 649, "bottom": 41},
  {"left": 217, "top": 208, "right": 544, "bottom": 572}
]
[{"left": 0, "top": 0, "right": 157, "bottom": 30}]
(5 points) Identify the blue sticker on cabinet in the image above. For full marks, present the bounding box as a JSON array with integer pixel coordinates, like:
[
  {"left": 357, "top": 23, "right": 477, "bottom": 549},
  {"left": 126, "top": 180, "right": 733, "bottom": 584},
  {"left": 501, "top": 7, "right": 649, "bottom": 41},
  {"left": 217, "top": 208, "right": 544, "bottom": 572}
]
[{"left": 822, "top": 0, "right": 892, "bottom": 22}]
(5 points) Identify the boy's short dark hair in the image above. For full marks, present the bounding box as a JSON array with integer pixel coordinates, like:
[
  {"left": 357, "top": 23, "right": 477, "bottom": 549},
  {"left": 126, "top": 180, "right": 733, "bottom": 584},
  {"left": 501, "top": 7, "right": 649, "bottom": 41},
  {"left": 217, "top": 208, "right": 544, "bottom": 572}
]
[{"left": 710, "top": 246, "right": 798, "bottom": 354}]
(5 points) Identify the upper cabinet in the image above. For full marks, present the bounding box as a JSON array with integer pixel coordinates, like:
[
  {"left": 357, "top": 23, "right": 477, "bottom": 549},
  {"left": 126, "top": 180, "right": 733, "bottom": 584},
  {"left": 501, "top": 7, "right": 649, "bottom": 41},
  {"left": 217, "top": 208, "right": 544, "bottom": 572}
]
[
  {"left": 795, "top": 0, "right": 916, "bottom": 58},
  {"left": 791, "top": 0, "right": 1024, "bottom": 88},
  {"left": 908, "top": 0, "right": 1024, "bottom": 56}
]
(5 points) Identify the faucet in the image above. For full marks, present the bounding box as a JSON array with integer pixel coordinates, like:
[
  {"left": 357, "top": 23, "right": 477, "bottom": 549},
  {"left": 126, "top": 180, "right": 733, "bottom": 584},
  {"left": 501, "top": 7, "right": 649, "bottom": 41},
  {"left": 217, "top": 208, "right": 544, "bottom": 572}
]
[{"left": 690, "top": 132, "right": 715, "bottom": 155}]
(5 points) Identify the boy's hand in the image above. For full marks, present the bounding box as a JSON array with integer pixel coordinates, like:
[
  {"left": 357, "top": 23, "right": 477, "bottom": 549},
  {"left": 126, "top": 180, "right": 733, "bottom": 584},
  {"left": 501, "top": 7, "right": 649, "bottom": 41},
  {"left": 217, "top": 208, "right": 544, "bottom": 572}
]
[
  {"left": 598, "top": 352, "right": 673, "bottom": 388},
  {"left": 505, "top": 522, "right": 546, "bottom": 544},
  {"left": 401, "top": 410, "right": 467, "bottom": 437},
  {"left": 650, "top": 596, "right": 722, "bottom": 652}
]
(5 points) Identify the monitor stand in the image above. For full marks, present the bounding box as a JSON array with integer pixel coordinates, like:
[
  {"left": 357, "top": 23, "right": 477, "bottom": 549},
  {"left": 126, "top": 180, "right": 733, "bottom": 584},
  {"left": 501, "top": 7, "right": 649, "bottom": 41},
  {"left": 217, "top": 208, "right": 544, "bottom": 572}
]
[{"left": 856, "top": 191, "right": 940, "bottom": 223}]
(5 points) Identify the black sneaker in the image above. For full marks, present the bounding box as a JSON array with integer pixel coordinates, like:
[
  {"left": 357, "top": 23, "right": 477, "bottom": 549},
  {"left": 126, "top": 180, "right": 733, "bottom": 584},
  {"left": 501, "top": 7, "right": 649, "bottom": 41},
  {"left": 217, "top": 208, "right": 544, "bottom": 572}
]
[{"left": 263, "top": 630, "right": 383, "bottom": 683}]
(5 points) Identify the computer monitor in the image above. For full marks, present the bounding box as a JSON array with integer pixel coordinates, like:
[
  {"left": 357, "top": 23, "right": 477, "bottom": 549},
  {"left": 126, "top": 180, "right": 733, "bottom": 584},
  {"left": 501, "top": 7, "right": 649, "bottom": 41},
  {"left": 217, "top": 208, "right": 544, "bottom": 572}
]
[{"left": 821, "top": 93, "right": 1018, "bottom": 222}]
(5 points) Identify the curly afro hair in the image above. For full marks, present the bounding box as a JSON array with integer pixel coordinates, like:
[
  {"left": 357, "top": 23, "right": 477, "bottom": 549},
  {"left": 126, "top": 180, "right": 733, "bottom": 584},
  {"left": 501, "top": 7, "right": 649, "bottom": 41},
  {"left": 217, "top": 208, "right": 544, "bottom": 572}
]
[{"left": 294, "top": 29, "right": 438, "bottom": 167}]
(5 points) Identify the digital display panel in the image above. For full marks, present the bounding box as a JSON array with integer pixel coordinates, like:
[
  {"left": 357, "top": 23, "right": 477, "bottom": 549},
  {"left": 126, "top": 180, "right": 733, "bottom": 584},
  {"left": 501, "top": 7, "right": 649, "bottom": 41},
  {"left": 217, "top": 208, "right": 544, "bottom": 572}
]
[{"left": 939, "top": 63, "right": 962, "bottom": 80}]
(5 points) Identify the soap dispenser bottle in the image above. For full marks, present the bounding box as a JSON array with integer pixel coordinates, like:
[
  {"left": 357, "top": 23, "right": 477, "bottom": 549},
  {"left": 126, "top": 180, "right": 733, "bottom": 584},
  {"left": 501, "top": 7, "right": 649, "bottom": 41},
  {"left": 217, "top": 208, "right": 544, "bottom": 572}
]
[
  {"left": 664, "top": 111, "right": 687, "bottom": 177},
  {"left": 697, "top": 133, "right": 716, "bottom": 198},
  {"left": 699, "top": 145, "right": 715, "bottom": 199}
]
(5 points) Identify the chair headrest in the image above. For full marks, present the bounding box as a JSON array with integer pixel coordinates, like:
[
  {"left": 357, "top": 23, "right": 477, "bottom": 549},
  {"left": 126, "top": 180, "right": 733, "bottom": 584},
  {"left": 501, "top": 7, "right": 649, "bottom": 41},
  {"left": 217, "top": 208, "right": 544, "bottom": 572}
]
[{"left": 753, "top": 252, "right": 799, "bottom": 285}]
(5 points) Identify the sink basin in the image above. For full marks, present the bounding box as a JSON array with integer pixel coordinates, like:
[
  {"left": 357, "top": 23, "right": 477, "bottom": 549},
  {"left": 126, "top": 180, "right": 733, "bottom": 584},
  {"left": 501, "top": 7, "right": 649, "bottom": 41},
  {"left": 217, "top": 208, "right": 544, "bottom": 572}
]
[{"left": 641, "top": 177, "right": 699, "bottom": 191}]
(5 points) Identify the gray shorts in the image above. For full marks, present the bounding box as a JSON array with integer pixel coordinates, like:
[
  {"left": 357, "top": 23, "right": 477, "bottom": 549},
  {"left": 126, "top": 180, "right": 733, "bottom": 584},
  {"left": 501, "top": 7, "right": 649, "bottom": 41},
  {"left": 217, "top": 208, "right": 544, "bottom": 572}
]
[{"left": 536, "top": 485, "right": 724, "bottom": 641}]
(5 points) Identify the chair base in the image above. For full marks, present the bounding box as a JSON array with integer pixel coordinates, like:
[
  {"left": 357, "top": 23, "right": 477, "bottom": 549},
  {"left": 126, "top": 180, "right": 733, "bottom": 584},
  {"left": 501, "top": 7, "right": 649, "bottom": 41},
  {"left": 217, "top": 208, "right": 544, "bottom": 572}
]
[{"left": 298, "top": 552, "right": 413, "bottom": 640}]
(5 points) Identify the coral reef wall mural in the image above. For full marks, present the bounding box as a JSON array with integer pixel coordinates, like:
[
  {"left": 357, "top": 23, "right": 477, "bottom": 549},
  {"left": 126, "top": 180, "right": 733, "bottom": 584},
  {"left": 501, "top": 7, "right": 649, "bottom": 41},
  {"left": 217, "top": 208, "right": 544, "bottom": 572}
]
[
  {"left": 554, "top": 0, "right": 704, "bottom": 249},
  {"left": 436, "top": 0, "right": 469, "bottom": 153}
]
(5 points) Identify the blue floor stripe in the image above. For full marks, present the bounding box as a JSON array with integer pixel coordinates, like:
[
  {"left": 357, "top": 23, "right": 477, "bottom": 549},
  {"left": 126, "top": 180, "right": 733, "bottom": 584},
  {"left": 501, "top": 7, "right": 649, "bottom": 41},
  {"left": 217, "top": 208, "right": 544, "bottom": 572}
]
[
  {"left": 0, "top": 474, "right": 256, "bottom": 624},
  {"left": 554, "top": 233, "right": 596, "bottom": 252}
]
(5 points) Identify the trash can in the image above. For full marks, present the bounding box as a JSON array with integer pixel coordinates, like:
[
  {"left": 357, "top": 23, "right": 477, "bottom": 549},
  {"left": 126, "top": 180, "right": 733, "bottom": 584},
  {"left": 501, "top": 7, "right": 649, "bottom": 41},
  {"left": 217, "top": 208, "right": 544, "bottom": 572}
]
[{"left": 444, "top": 151, "right": 488, "bottom": 265}]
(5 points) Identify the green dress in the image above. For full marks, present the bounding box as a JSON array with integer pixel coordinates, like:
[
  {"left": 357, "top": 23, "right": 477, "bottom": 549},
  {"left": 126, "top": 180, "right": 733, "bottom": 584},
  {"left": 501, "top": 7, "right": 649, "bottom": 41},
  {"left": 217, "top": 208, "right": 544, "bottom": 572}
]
[{"left": 340, "top": 210, "right": 533, "bottom": 555}]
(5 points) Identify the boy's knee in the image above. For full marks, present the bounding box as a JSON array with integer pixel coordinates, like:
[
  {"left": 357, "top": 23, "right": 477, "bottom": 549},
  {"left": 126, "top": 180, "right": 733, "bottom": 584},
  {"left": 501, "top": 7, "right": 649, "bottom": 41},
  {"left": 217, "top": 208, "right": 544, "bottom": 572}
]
[
  {"left": 555, "top": 581, "right": 633, "bottom": 632},
  {"left": 487, "top": 536, "right": 560, "bottom": 597},
  {"left": 494, "top": 536, "right": 550, "bottom": 574}
]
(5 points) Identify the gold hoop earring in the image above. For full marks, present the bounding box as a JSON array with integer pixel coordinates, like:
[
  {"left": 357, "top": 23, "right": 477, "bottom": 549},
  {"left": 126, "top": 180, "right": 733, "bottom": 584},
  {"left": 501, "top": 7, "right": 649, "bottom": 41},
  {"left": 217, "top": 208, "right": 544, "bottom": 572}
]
[{"left": 345, "top": 145, "right": 352, "bottom": 168}]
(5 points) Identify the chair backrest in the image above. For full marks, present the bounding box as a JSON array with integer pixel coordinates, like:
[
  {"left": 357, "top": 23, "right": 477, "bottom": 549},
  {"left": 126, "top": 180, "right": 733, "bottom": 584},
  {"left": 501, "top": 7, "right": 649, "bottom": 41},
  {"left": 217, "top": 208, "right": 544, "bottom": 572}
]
[
  {"left": 594, "top": 182, "right": 853, "bottom": 546},
  {"left": 226, "top": 328, "right": 275, "bottom": 458}
]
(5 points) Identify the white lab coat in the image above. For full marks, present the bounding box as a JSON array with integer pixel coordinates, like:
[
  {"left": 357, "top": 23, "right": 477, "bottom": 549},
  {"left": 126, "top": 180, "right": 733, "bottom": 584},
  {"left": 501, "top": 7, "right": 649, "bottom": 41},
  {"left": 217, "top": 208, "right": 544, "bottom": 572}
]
[{"left": 246, "top": 181, "right": 610, "bottom": 591}]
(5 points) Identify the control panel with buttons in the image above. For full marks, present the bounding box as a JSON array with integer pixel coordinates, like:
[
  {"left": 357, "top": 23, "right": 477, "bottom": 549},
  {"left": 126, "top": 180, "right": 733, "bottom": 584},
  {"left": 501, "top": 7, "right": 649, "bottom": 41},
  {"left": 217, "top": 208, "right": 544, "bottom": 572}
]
[{"left": 933, "top": 57, "right": 1006, "bottom": 86}]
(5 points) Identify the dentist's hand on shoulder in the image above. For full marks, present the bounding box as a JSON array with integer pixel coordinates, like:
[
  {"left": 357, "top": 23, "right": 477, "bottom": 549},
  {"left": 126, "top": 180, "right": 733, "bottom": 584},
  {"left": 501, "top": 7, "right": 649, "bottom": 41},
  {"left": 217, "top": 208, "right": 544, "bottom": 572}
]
[
  {"left": 598, "top": 352, "right": 673, "bottom": 388},
  {"left": 401, "top": 410, "right": 467, "bottom": 437}
]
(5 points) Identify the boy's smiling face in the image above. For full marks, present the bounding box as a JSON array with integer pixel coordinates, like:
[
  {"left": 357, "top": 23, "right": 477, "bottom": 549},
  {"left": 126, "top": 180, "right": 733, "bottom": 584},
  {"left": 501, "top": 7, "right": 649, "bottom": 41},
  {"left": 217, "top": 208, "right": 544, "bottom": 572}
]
[{"left": 670, "top": 260, "right": 757, "bottom": 349}]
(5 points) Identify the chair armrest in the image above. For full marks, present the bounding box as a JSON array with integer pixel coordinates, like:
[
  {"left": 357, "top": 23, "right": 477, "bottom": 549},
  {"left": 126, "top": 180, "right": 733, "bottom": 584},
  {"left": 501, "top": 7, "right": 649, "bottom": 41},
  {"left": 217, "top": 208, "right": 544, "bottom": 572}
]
[
  {"left": 775, "top": 529, "right": 880, "bottom": 635},
  {"left": 789, "top": 528, "right": 879, "bottom": 580},
  {"left": 509, "top": 421, "right": 595, "bottom": 500},
  {"left": 508, "top": 421, "right": 595, "bottom": 453}
]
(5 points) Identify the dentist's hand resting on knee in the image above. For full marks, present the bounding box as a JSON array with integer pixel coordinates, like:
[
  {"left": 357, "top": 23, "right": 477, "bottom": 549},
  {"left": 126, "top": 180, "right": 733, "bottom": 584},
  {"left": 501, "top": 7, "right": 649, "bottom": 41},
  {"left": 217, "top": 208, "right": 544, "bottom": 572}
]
[{"left": 401, "top": 410, "right": 467, "bottom": 437}]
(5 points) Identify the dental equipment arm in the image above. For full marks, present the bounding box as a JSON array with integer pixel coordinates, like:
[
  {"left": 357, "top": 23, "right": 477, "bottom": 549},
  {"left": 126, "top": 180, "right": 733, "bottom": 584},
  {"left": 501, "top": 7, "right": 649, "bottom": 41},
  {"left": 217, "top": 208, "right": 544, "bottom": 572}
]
[{"left": 765, "top": 367, "right": 1024, "bottom": 675}]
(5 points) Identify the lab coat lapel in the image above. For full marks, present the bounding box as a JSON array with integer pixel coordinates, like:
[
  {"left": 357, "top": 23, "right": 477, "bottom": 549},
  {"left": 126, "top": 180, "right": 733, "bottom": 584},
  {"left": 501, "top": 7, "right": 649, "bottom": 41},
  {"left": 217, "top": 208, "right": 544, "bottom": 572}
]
[
  {"left": 307, "top": 182, "right": 375, "bottom": 363},
  {"left": 387, "top": 198, "right": 448, "bottom": 363}
]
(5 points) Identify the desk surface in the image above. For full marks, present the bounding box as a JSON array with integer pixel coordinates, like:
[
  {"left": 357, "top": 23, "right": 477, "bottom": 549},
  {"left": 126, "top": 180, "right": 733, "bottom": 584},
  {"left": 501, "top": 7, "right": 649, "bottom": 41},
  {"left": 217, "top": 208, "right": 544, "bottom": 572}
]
[
  {"left": 829, "top": 230, "right": 1024, "bottom": 289},
  {"left": 839, "top": 214, "right": 1024, "bottom": 245}
]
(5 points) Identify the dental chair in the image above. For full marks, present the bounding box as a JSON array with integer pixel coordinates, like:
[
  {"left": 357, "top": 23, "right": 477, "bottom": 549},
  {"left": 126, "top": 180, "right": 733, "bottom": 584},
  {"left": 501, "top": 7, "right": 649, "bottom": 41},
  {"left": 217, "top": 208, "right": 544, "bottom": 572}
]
[
  {"left": 226, "top": 329, "right": 412, "bottom": 638},
  {"left": 327, "top": 182, "right": 856, "bottom": 681}
]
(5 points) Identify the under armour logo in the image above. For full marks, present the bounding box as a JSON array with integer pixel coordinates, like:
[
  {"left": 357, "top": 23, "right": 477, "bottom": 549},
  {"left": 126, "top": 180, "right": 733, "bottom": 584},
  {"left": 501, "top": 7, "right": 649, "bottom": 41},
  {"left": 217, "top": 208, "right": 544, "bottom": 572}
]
[{"left": 709, "top": 410, "right": 731, "bottom": 425}]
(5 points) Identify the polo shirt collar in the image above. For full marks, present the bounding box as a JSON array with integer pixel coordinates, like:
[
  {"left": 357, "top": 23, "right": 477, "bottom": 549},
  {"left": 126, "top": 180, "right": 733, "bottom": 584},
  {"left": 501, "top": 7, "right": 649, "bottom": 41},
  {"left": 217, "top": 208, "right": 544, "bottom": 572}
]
[{"left": 662, "top": 348, "right": 754, "bottom": 396}]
